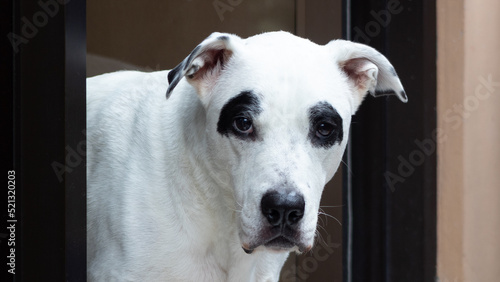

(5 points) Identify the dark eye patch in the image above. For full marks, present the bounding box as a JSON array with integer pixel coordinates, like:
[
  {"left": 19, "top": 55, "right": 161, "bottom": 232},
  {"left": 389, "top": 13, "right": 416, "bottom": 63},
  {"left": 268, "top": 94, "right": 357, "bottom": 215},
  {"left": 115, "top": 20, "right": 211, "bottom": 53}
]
[
  {"left": 308, "top": 102, "right": 343, "bottom": 148},
  {"left": 217, "top": 91, "right": 262, "bottom": 141}
]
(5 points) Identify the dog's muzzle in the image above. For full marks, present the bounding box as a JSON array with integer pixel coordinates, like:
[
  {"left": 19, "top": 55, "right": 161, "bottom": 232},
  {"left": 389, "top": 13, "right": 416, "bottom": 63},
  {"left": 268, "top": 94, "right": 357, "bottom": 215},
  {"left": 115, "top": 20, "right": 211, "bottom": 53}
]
[{"left": 242, "top": 190, "right": 308, "bottom": 254}]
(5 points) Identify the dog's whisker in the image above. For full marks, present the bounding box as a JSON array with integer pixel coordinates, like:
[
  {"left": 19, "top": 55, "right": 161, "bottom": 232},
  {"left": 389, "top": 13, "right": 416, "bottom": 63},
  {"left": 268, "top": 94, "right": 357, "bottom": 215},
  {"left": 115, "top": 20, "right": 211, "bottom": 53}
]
[
  {"left": 317, "top": 214, "right": 326, "bottom": 226},
  {"left": 320, "top": 205, "right": 344, "bottom": 208},
  {"left": 316, "top": 223, "right": 328, "bottom": 235},
  {"left": 234, "top": 197, "right": 244, "bottom": 209},
  {"left": 223, "top": 198, "right": 243, "bottom": 213},
  {"left": 318, "top": 211, "right": 342, "bottom": 227},
  {"left": 318, "top": 208, "right": 329, "bottom": 227},
  {"left": 315, "top": 212, "right": 330, "bottom": 248},
  {"left": 226, "top": 195, "right": 244, "bottom": 214},
  {"left": 315, "top": 228, "right": 327, "bottom": 247},
  {"left": 226, "top": 206, "right": 242, "bottom": 213},
  {"left": 341, "top": 159, "right": 354, "bottom": 176}
]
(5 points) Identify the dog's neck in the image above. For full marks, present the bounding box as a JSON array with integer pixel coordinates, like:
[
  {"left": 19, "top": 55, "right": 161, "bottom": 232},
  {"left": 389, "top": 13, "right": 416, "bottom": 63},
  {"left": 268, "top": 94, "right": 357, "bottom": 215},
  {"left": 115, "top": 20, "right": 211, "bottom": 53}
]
[{"left": 164, "top": 84, "right": 238, "bottom": 228}]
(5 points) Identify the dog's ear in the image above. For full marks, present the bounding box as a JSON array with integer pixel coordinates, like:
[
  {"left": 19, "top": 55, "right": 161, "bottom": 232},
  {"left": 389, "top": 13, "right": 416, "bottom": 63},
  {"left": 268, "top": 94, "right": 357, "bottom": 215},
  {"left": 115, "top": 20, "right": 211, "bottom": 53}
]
[
  {"left": 327, "top": 40, "right": 407, "bottom": 112},
  {"left": 166, "top": 32, "right": 242, "bottom": 99}
]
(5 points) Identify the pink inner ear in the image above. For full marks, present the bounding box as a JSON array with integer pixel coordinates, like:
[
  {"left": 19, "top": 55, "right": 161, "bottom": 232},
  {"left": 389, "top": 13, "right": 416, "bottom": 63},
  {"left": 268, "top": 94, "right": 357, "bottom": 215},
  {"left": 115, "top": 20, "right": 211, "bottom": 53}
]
[
  {"left": 192, "top": 48, "right": 232, "bottom": 80},
  {"left": 341, "top": 58, "right": 374, "bottom": 91}
]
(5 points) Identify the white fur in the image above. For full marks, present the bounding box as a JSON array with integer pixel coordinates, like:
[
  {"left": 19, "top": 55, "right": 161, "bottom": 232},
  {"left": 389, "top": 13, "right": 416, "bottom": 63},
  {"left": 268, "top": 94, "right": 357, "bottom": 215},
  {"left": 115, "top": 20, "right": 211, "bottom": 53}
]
[{"left": 87, "top": 31, "right": 405, "bottom": 281}]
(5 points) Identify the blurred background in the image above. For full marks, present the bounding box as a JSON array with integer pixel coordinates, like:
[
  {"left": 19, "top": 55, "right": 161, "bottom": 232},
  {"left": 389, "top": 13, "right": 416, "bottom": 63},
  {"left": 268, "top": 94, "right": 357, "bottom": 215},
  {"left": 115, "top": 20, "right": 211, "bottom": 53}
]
[
  {"left": 6, "top": 0, "right": 499, "bottom": 281},
  {"left": 84, "top": 0, "right": 500, "bottom": 281},
  {"left": 86, "top": 0, "right": 500, "bottom": 281}
]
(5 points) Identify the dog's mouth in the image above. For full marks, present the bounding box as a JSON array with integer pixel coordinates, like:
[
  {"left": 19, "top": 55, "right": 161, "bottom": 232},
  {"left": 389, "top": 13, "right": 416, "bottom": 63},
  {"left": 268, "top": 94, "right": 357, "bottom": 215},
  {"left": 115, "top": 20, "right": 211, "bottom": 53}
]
[
  {"left": 242, "top": 233, "right": 310, "bottom": 254},
  {"left": 264, "top": 235, "right": 296, "bottom": 250}
]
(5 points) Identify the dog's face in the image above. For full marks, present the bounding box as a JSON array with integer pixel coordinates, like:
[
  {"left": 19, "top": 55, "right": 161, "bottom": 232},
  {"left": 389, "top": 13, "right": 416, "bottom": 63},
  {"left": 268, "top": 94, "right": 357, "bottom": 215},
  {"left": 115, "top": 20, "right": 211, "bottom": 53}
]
[{"left": 167, "top": 32, "right": 406, "bottom": 254}]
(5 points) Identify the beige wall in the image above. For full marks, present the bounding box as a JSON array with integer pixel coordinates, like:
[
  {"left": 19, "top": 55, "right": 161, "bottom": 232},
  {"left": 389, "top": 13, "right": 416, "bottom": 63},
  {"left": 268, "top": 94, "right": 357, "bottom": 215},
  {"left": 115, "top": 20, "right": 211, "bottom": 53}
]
[{"left": 437, "top": 0, "right": 500, "bottom": 281}]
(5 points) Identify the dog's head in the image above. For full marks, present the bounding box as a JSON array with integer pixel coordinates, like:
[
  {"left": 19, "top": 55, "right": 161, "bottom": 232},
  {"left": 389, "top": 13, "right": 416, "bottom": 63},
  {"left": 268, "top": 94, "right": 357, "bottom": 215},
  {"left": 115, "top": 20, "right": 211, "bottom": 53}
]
[{"left": 166, "top": 31, "right": 406, "bottom": 254}]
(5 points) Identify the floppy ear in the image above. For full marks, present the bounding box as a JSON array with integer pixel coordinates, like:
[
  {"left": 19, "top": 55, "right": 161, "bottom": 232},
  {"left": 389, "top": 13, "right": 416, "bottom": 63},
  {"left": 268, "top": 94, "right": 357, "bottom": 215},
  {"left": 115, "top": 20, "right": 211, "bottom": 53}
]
[
  {"left": 166, "top": 32, "right": 242, "bottom": 99},
  {"left": 327, "top": 40, "right": 407, "bottom": 112}
]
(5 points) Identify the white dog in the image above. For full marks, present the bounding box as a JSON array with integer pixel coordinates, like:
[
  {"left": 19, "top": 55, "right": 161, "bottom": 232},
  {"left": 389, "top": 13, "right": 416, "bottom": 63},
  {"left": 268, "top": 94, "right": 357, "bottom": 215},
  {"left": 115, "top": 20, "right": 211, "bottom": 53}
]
[{"left": 87, "top": 31, "right": 406, "bottom": 281}]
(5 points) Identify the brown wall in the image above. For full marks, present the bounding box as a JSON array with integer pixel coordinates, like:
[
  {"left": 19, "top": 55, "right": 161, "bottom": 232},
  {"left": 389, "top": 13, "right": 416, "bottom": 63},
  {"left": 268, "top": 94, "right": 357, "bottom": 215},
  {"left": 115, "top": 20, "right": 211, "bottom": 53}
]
[
  {"left": 437, "top": 0, "right": 500, "bottom": 281},
  {"left": 87, "top": 0, "right": 296, "bottom": 76},
  {"left": 87, "top": 0, "right": 342, "bottom": 76}
]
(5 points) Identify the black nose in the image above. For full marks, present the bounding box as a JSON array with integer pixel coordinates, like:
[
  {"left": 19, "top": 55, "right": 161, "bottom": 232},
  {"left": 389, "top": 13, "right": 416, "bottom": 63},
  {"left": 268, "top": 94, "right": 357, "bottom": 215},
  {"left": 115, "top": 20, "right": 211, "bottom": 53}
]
[{"left": 261, "top": 191, "right": 305, "bottom": 227}]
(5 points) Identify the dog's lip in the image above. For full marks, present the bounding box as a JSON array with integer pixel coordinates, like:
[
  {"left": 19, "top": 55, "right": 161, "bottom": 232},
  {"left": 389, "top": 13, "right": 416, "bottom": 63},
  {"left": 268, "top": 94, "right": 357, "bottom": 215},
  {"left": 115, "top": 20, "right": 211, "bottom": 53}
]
[
  {"left": 242, "top": 234, "right": 308, "bottom": 254},
  {"left": 241, "top": 243, "right": 254, "bottom": 254},
  {"left": 264, "top": 236, "right": 295, "bottom": 250},
  {"left": 264, "top": 235, "right": 311, "bottom": 253}
]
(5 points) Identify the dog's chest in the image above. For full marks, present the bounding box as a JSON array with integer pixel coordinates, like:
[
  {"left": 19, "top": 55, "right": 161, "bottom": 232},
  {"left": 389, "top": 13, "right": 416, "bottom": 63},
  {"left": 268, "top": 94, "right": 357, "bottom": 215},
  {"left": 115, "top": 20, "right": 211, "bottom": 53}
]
[{"left": 149, "top": 231, "right": 254, "bottom": 281}]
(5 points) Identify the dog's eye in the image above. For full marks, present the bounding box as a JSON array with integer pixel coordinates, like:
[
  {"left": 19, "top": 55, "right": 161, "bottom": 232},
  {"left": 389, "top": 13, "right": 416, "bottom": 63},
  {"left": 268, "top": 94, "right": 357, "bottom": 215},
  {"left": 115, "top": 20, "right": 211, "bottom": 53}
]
[
  {"left": 316, "top": 122, "right": 335, "bottom": 138},
  {"left": 233, "top": 117, "right": 253, "bottom": 134}
]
